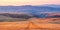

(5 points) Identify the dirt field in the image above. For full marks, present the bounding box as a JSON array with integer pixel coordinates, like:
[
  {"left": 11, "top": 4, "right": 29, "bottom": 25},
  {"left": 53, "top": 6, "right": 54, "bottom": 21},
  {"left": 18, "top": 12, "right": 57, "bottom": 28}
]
[{"left": 0, "top": 18, "right": 60, "bottom": 30}]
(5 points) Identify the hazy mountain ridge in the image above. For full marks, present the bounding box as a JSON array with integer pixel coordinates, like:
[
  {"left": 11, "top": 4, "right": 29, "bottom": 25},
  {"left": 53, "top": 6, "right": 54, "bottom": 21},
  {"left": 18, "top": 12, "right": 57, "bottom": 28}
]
[
  {"left": 0, "top": 5, "right": 60, "bottom": 19},
  {"left": 0, "top": 5, "right": 60, "bottom": 13}
]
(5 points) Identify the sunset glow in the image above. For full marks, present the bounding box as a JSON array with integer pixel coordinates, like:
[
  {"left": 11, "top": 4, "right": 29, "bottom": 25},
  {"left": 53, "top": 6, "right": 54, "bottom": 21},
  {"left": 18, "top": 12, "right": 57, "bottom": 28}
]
[{"left": 0, "top": 0, "right": 60, "bottom": 6}]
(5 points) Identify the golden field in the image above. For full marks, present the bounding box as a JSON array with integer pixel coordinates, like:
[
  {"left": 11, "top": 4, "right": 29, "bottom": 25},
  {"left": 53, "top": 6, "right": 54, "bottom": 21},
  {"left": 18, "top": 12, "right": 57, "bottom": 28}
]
[{"left": 0, "top": 18, "right": 60, "bottom": 30}]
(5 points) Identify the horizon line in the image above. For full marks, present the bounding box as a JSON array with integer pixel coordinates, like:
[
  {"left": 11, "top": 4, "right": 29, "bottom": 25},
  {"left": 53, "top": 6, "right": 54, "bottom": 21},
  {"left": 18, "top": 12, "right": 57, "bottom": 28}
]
[{"left": 0, "top": 4, "right": 60, "bottom": 6}]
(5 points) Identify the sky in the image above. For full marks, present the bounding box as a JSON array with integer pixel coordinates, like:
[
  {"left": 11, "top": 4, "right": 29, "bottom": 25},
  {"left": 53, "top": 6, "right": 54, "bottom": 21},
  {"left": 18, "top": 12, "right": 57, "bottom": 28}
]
[{"left": 0, "top": 0, "right": 60, "bottom": 6}]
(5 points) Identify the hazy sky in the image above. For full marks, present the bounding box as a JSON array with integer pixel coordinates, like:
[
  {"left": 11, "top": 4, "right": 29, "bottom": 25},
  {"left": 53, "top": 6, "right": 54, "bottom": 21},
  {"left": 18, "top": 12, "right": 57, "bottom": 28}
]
[{"left": 0, "top": 0, "right": 60, "bottom": 6}]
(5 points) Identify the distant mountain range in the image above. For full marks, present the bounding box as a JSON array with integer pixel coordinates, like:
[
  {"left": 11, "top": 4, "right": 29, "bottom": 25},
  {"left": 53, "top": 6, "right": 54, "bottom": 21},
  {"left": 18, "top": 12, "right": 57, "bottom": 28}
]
[
  {"left": 0, "top": 5, "right": 60, "bottom": 13},
  {"left": 0, "top": 5, "right": 60, "bottom": 18}
]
